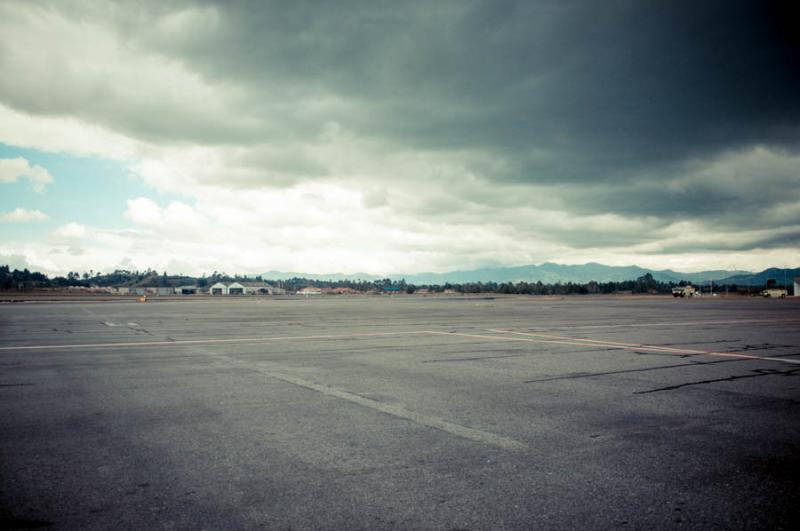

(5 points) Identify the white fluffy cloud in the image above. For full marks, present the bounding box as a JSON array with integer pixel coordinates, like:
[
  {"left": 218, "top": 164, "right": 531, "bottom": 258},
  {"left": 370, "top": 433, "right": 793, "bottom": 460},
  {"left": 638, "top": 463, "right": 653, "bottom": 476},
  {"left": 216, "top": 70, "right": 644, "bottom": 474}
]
[
  {"left": 0, "top": 157, "right": 53, "bottom": 193},
  {"left": 0, "top": 178, "right": 791, "bottom": 278},
  {"left": 124, "top": 197, "right": 208, "bottom": 230},
  {"left": 1, "top": 207, "right": 48, "bottom": 223},
  {"left": 52, "top": 222, "right": 88, "bottom": 239}
]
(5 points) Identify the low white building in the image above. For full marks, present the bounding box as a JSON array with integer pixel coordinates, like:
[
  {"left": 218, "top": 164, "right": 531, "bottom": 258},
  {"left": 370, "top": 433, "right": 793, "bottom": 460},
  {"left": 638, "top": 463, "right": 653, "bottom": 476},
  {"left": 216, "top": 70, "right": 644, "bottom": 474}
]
[
  {"left": 794, "top": 276, "right": 800, "bottom": 297},
  {"left": 210, "top": 282, "right": 228, "bottom": 295},
  {"left": 239, "top": 281, "right": 284, "bottom": 295},
  {"left": 297, "top": 287, "right": 322, "bottom": 295},
  {"left": 227, "top": 282, "right": 245, "bottom": 295},
  {"left": 207, "top": 281, "right": 285, "bottom": 295}
]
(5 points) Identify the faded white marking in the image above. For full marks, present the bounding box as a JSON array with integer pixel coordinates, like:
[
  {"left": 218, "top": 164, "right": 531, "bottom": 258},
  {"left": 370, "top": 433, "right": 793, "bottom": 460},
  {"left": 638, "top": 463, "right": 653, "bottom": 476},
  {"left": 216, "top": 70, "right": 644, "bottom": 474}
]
[
  {"left": 103, "top": 321, "right": 118, "bottom": 327},
  {"left": 756, "top": 356, "right": 800, "bottom": 365},
  {"left": 549, "top": 318, "right": 800, "bottom": 330},
  {"left": 225, "top": 358, "right": 527, "bottom": 451},
  {"left": 427, "top": 329, "right": 683, "bottom": 354},
  {"left": 487, "top": 329, "right": 800, "bottom": 366},
  {"left": 489, "top": 329, "right": 712, "bottom": 353},
  {"left": 0, "top": 330, "right": 428, "bottom": 352}
]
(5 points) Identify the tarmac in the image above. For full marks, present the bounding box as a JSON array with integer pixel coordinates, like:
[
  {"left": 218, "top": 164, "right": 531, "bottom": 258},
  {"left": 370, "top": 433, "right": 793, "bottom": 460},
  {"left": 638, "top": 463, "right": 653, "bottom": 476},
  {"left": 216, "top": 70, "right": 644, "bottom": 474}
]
[{"left": 1, "top": 295, "right": 799, "bottom": 529}]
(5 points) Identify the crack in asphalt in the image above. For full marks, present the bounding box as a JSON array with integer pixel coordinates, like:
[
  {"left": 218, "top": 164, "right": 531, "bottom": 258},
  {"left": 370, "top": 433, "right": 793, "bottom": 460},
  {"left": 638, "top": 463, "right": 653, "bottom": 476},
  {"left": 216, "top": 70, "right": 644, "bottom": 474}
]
[
  {"left": 524, "top": 358, "right": 738, "bottom": 383},
  {"left": 634, "top": 368, "right": 800, "bottom": 394}
]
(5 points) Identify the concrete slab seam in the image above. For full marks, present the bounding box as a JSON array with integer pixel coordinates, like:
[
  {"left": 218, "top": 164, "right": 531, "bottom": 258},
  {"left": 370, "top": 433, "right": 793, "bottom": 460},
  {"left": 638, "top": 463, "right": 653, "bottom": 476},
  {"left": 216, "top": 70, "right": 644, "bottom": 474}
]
[{"left": 221, "top": 357, "right": 528, "bottom": 452}]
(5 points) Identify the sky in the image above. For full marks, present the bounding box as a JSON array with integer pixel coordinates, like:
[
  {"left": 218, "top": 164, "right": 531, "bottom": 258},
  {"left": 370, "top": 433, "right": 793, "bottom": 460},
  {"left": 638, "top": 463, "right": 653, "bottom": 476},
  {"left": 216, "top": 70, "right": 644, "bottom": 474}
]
[{"left": 1, "top": 0, "right": 799, "bottom": 277}]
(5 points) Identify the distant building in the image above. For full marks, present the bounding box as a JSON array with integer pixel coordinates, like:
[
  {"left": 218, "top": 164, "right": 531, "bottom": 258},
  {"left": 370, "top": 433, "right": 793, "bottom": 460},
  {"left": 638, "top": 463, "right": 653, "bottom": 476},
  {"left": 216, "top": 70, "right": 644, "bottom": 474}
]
[
  {"left": 323, "top": 287, "right": 360, "bottom": 295},
  {"left": 210, "top": 282, "right": 228, "bottom": 295},
  {"left": 794, "top": 276, "right": 800, "bottom": 297},
  {"left": 176, "top": 285, "right": 197, "bottom": 295},
  {"left": 208, "top": 281, "right": 286, "bottom": 295},
  {"left": 268, "top": 284, "right": 287, "bottom": 295},
  {"left": 89, "top": 286, "right": 113, "bottom": 294},
  {"left": 156, "top": 287, "right": 174, "bottom": 296},
  {"left": 238, "top": 281, "right": 284, "bottom": 295},
  {"left": 297, "top": 287, "right": 322, "bottom": 295},
  {"left": 115, "top": 286, "right": 130, "bottom": 295},
  {"left": 227, "top": 282, "right": 245, "bottom": 295}
]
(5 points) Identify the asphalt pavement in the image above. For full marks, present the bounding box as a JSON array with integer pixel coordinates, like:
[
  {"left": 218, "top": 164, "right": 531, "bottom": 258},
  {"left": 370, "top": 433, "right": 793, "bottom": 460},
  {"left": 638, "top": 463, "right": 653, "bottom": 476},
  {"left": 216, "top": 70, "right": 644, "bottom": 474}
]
[{"left": 1, "top": 295, "right": 799, "bottom": 529}]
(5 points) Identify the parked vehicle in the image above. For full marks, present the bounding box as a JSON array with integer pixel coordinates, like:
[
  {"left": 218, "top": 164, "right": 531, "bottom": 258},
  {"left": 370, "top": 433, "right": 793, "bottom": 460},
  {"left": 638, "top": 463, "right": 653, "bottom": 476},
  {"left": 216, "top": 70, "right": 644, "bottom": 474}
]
[
  {"left": 672, "top": 285, "right": 696, "bottom": 298},
  {"left": 760, "top": 288, "right": 787, "bottom": 298}
]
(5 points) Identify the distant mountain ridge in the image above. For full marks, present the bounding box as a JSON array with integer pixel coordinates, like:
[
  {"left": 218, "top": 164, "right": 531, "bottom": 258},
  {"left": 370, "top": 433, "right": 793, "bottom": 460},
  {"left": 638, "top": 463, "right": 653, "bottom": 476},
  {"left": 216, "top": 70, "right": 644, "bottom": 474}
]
[
  {"left": 260, "top": 263, "right": 798, "bottom": 286},
  {"left": 712, "top": 268, "right": 800, "bottom": 287}
]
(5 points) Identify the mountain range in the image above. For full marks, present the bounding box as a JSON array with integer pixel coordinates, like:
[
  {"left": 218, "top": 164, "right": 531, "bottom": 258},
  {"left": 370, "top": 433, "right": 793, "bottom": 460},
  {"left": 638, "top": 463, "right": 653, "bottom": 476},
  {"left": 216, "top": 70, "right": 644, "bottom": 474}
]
[{"left": 261, "top": 263, "right": 799, "bottom": 286}]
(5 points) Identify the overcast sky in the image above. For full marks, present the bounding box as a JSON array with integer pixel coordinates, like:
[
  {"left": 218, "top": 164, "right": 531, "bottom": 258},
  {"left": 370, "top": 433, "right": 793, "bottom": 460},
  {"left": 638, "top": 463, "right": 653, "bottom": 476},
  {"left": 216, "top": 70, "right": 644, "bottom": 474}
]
[{"left": 1, "top": 0, "right": 798, "bottom": 276}]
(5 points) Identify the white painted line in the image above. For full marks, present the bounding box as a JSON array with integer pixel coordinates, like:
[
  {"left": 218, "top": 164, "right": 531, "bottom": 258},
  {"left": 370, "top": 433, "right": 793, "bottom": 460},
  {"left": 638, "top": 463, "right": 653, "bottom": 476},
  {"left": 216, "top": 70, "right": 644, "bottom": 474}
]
[
  {"left": 226, "top": 358, "right": 527, "bottom": 451},
  {"left": 0, "top": 330, "right": 427, "bottom": 352},
  {"left": 758, "top": 356, "right": 800, "bottom": 365},
  {"left": 426, "top": 330, "right": 550, "bottom": 343},
  {"left": 6, "top": 327, "right": 799, "bottom": 368},
  {"left": 488, "top": 329, "right": 708, "bottom": 354},
  {"left": 488, "top": 329, "right": 800, "bottom": 366},
  {"left": 552, "top": 318, "right": 800, "bottom": 330},
  {"left": 429, "top": 329, "right": 703, "bottom": 357}
]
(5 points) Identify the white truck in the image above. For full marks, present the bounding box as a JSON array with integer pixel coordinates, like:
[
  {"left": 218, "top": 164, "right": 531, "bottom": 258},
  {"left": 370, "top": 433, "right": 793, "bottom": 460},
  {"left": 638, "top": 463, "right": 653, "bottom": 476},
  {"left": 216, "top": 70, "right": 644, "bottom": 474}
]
[
  {"left": 672, "top": 285, "right": 696, "bottom": 298},
  {"left": 760, "top": 288, "right": 787, "bottom": 298}
]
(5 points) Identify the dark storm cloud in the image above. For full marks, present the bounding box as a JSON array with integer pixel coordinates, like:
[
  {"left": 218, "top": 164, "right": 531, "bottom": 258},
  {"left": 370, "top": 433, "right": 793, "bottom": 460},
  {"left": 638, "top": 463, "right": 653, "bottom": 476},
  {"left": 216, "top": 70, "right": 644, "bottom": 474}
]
[
  {"left": 7, "top": 0, "right": 800, "bottom": 174},
  {"left": 654, "top": 228, "right": 800, "bottom": 254},
  {"left": 155, "top": 0, "right": 800, "bottom": 175},
  {"left": 563, "top": 146, "right": 800, "bottom": 225}
]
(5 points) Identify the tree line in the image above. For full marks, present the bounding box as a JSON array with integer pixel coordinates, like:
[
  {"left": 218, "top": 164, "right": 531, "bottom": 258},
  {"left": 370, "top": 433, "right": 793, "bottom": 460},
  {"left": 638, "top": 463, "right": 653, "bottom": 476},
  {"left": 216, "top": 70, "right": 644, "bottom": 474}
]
[{"left": 3, "top": 266, "right": 781, "bottom": 295}]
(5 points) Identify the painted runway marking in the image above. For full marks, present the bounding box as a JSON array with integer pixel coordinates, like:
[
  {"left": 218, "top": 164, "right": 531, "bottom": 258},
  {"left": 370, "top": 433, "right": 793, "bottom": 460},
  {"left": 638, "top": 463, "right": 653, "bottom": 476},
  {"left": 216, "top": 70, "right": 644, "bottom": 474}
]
[
  {"left": 427, "top": 330, "right": 714, "bottom": 356},
  {"left": 3, "top": 327, "right": 799, "bottom": 368},
  {"left": 489, "top": 330, "right": 716, "bottom": 353},
  {"left": 547, "top": 318, "right": 800, "bottom": 330},
  {"left": 0, "top": 330, "right": 428, "bottom": 352},
  {"left": 224, "top": 358, "right": 527, "bottom": 451},
  {"left": 488, "top": 329, "right": 800, "bottom": 366}
]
